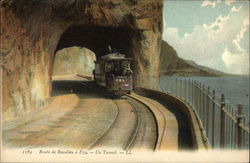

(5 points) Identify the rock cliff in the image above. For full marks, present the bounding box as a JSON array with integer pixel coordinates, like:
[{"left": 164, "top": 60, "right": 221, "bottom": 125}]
[
  {"left": 1, "top": 0, "right": 163, "bottom": 120},
  {"left": 160, "top": 41, "right": 225, "bottom": 76}
]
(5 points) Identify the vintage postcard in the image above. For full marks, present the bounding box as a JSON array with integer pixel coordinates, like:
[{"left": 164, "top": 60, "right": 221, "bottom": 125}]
[{"left": 1, "top": 0, "right": 249, "bottom": 162}]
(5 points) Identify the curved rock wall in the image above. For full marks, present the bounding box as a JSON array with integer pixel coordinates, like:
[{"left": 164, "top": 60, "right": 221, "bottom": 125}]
[
  {"left": 1, "top": 0, "right": 163, "bottom": 120},
  {"left": 2, "top": 7, "right": 51, "bottom": 121}
]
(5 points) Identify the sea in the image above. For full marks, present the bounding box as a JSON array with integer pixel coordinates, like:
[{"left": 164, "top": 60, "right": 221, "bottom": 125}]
[{"left": 160, "top": 75, "right": 250, "bottom": 125}]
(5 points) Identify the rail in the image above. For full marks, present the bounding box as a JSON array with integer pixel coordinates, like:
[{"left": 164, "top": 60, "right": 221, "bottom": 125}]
[
  {"left": 124, "top": 97, "right": 141, "bottom": 150},
  {"left": 159, "top": 77, "right": 249, "bottom": 149},
  {"left": 128, "top": 94, "right": 169, "bottom": 150}
]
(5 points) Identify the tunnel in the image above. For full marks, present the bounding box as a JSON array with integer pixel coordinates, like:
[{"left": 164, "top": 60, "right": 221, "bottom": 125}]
[
  {"left": 55, "top": 25, "right": 134, "bottom": 59},
  {"left": 2, "top": 0, "right": 163, "bottom": 120},
  {"left": 52, "top": 24, "right": 135, "bottom": 87},
  {"left": 52, "top": 46, "right": 96, "bottom": 78}
]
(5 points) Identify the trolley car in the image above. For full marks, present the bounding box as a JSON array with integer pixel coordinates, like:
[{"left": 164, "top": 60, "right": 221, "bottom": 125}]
[{"left": 93, "top": 53, "right": 133, "bottom": 96}]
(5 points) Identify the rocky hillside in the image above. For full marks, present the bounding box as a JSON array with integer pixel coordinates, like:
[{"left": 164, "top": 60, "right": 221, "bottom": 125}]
[
  {"left": 160, "top": 41, "right": 225, "bottom": 76},
  {"left": 53, "top": 47, "right": 96, "bottom": 78},
  {"left": 184, "top": 59, "right": 226, "bottom": 76},
  {"left": 2, "top": 0, "right": 163, "bottom": 121}
]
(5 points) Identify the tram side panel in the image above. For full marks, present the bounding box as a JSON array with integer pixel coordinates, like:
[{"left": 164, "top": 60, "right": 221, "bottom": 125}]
[
  {"left": 106, "top": 76, "right": 133, "bottom": 93},
  {"left": 94, "top": 61, "right": 106, "bottom": 87}
]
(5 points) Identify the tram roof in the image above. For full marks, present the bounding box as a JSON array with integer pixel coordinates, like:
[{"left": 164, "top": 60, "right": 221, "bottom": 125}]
[
  {"left": 99, "top": 53, "right": 132, "bottom": 61},
  {"left": 101, "top": 58, "right": 133, "bottom": 61}
]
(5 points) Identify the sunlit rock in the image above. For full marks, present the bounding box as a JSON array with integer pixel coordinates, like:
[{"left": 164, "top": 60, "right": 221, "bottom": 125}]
[{"left": 1, "top": 0, "right": 163, "bottom": 120}]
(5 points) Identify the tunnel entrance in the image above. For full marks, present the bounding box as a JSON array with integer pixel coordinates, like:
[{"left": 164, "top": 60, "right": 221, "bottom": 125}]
[
  {"left": 52, "top": 24, "right": 134, "bottom": 96},
  {"left": 52, "top": 46, "right": 96, "bottom": 79},
  {"left": 55, "top": 25, "right": 134, "bottom": 59},
  {"left": 2, "top": 0, "right": 162, "bottom": 125}
]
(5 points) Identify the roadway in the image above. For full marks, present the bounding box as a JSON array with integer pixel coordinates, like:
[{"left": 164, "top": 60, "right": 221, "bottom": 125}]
[{"left": 3, "top": 75, "right": 181, "bottom": 151}]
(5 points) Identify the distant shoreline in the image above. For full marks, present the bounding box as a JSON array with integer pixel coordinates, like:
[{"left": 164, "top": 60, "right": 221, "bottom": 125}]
[{"left": 160, "top": 72, "right": 249, "bottom": 77}]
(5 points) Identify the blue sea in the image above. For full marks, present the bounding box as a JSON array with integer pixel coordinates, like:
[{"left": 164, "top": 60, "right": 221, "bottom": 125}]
[{"left": 160, "top": 75, "right": 250, "bottom": 125}]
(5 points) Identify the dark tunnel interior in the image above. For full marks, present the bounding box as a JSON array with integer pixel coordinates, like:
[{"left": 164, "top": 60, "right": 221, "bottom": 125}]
[{"left": 55, "top": 25, "right": 134, "bottom": 58}]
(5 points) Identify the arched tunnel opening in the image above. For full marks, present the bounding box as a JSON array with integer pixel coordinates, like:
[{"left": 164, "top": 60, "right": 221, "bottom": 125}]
[
  {"left": 52, "top": 47, "right": 96, "bottom": 78},
  {"left": 52, "top": 46, "right": 98, "bottom": 97},
  {"left": 52, "top": 24, "right": 135, "bottom": 97},
  {"left": 55, "top": 24, "right": 134, "bottom": 58}
]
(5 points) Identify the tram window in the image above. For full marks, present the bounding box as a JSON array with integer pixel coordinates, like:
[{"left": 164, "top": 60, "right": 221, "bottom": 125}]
[
  {"left": 105, "top": 62, "right": 113, "bottom": 71},
  {"left": 121, "top": 61, "right": 129, "bottom": 68},
  {"left": 114, "top": 61, "right": 120, "bottom": 70},
  {"left": 95, "top": 64, "right": 100, "bottom": 73}
]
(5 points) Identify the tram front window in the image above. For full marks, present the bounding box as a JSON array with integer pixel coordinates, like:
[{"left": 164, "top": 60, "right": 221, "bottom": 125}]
[
  {"left": 106, "top": 62, "right": 113, "bottom": 71},
  {"left": 113, "top": 61, "right": 121, "bottom": 76}
]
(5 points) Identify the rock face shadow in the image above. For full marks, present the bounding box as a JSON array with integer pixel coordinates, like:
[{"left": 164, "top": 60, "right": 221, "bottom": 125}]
[{"left": 52, "top": 80, "right": 108, "bottom": 99}]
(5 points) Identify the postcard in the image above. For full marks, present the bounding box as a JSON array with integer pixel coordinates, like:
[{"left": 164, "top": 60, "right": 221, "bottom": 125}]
[{"left": 1, "top": 0, "right": 249, "bottom": 162}]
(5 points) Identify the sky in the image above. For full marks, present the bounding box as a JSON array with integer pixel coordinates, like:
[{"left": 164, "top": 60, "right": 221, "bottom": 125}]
[{"left": 162, "top": 0, "right": 249, "bottom": 75}]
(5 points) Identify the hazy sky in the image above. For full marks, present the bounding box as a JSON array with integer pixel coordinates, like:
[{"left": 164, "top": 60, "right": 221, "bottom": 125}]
[{"left": 162, "top": 0, "right": 249, "bottom": 75}]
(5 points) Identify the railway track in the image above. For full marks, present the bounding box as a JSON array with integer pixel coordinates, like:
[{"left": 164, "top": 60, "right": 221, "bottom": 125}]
[
  {"left": 124, "top": 96, "right": 157, "bottom": 151},
  {"left": 123, "top": 98, "right": 141, "bottom": 150},
  {"left": 127, "top": 94, "right": 166, "bottom": 150},
  {"left": 89, "top": 92, "right": 178, "bottom": 151},
  {"left": 89, "top": 96, "right": 157, "bottom": 151},
  {"left": 128, "top": 93, "right": 178, "bottom": 150},
  {"left": 62, "top": 78, "right": 177, "bottom": 150}
]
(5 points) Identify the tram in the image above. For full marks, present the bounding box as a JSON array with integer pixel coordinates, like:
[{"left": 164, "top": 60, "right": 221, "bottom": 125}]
[{"left": 94, "top": 53, "right": 133, "bottom": 96}]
